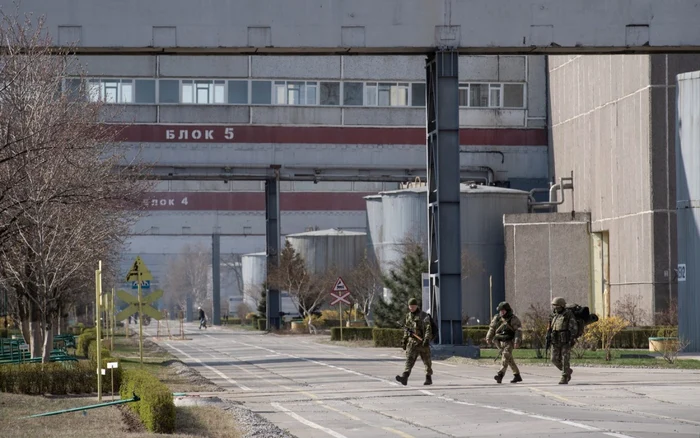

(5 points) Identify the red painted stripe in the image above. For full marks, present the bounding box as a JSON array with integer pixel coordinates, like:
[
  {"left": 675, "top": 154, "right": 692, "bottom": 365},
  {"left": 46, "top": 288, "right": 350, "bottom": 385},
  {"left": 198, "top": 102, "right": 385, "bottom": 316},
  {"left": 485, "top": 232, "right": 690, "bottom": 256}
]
[
  {"left": 113, "top": 124, "right": 547, "bottom": 146},
  {"left": 143, "top": 192, "right": 373, "bottom": 211}
]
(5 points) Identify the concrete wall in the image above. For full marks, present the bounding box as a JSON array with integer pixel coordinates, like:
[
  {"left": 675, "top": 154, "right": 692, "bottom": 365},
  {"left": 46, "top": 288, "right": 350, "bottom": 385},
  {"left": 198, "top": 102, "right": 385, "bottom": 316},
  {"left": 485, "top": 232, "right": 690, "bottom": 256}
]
[
  {"left": 548, "top": 54, "right": 700, "bottom": 321},
  {"left": 15, "top": 0, "right": 700, "bottom": 53},
  {"left": 504, "top": 213, "right": 591, "bottom": 314}
]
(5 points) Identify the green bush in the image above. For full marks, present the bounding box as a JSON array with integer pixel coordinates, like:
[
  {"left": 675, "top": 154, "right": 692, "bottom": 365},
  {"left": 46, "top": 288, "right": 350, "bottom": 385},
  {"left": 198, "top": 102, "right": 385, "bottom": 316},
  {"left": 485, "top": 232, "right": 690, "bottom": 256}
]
[
  {"left": 257, "top": 319, "right": 267, "bottom": 331},
  {"left": 372, "top": 328, "right": 404, "bottom": 347},
  {"left": 463, "top": 328, "right": 489, "bottom": 346},
  {"left": 0, "top": 362, "right": 97, "bottom": 395},
  {"left": 120, "top": 368, "right": 175, "bottom": 434},
  {"left": 330, "top": 327, "right": 373, "bottom": 341},
  {"left": 87, "top": 342, "right": 112, "bottom": 363},
  {"left": 77, "top": 329, "right": 97, "bottom": 357}
]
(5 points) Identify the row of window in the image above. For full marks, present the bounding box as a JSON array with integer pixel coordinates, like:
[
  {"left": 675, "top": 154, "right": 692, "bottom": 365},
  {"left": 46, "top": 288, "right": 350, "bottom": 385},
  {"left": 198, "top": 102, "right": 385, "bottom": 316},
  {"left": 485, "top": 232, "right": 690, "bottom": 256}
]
[{"left": 69, "top": 78, "right": 527, "bottom": 109}]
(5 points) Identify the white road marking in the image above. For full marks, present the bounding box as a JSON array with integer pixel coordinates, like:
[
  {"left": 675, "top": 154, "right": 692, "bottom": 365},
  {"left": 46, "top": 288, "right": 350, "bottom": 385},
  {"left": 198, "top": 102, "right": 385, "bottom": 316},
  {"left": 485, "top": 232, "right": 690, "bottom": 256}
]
[
  {"left": 271, "top": 402, "right": 348, "bottom": 438},
  {"left": 420, "top": 389, "right": 637, "bottom": 438},
  {"left": 164, "top": 343, "right": 251, "bottom": 391}
]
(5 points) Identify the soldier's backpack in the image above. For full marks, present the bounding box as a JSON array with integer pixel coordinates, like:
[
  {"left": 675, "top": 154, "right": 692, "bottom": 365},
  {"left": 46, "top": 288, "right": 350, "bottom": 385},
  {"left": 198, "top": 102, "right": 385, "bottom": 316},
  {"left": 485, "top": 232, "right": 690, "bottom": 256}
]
[
  {"left": 566, "top": 303, "right": 599, "bottom": 341},
  {"left": 425, "top": 312, "right": 439, "bottom": 343}
]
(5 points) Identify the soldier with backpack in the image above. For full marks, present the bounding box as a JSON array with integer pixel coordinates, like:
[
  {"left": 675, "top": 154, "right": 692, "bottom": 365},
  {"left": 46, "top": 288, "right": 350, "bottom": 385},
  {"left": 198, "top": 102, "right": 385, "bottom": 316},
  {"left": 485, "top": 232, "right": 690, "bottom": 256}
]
[
  {"left": 485, "top": 301, "right": 523, "bottom": 384},
  {"left": 548, "top": 297, "right": 578, "bottom": 384},
  {"left": 395, "top": 298, "right": 434, "bottom": 386}
]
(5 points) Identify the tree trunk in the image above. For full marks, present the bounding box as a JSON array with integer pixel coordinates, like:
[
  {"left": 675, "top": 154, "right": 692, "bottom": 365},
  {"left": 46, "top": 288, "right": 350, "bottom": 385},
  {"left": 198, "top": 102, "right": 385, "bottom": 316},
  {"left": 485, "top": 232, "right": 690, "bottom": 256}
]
[
  {"left": 42, "top": 317, "right": 54, "bottom": 363},
  {"left": 29, "top": 300, "right": 42, "bottom": 358},
  {"left": 20, "top": 317, "right": 30, "bottom": 344}
]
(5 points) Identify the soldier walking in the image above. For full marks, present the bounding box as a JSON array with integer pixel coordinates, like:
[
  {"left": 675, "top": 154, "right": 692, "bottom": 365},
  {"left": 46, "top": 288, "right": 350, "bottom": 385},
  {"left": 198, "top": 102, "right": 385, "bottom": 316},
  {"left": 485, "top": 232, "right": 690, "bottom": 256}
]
[
  {"left": 395, "top": 298, "right": 433, "bottom": 386},
  {"left": 486, "top": 301, "right": 523, "bottom": 384},
  {"left": 549, "top": 297, "right": 578, "bottom": 384}
]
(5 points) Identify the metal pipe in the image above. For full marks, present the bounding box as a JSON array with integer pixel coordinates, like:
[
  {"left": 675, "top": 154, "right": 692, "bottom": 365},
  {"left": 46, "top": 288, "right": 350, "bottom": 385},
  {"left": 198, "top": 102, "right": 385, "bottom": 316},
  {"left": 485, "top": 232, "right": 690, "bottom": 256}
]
[
  {"left": 26, "top": 395, "right": 140, "bottom": 418},
  {"left": 459, "top": 150, "right": 505, "bottom": 164}
]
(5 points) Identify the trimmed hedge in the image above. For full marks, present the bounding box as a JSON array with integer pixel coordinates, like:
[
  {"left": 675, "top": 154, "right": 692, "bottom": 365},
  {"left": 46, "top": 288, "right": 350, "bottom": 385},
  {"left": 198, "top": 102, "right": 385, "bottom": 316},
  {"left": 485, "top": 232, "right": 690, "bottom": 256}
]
[
  {"left": 463, "top": 327, "right": 489, "bottom": 346},
  {"left": 372, "top": 328, "right": 404, "bottom": 347},
  {"left": 0, "top": 362, "right": 101, "bottom": 395},
  {"left": 330, "top": 327, "right": 373, "bottom": 341},
  {"left": 77, "top": 328, "right": 97, "bottom": 357},
  {"left": 120, "top": 368, "right": 176, "bottom": 434}
]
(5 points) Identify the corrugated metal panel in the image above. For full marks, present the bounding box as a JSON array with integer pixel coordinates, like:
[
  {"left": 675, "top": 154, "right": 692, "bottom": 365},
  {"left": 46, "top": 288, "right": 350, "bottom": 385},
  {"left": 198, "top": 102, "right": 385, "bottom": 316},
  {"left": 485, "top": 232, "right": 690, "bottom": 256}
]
[
  {"left": 242, "top": 252, "right": 267, "bottom": 306},
  {"left": 677, "top": 71, "right": 700, "bottom": 352},
  {"left": 369, "top": 183, "right": 529, "bottom": 323},
  {"left": 287, "top": 229, "right": 367, "bottom": 274},
  {"left": 365, "top": 195, "right": 384, "bottom": 264}
]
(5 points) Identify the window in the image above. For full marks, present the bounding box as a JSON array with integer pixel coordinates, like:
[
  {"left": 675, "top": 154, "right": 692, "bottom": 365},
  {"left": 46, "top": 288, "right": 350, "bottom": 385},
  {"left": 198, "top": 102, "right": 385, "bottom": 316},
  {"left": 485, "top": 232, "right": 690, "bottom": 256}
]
[
  {"left": 87, "top": 79, "right": 134, "bottom": 103},
  {"left": 320, "top": 82, "right": 340, "bottom": 105},
  {"left": 228, "top": 80, "right": 248, "bottom": 104},
  {"left": 458, "top": 82, "right": 523, "bottom": 108},
  {"left": 251, "top": 80, "right": 271, "bottom": 104},
  {"left": 503, "top": 83, "right": 525, "bottom": 108},
  {"left": 272, "top": 81, "right": 318, "bottom": 105},
  {"left": 343, "top": 82, "right": 363, "bottom": 106},
  {"left": 364, "top": 82, "right": 409, "bottom": 106},
  {"left": 411, "top": 83, "right": 426, "bottom": 107},
  {"left": 134, "top": 80, "right": 156, "bottom": 103},
  {"left": 181, "top": 80, "right": 225, "bottom": 104},
  {"left": 159, "top": 79, "right": 179, "bottom": 103}
]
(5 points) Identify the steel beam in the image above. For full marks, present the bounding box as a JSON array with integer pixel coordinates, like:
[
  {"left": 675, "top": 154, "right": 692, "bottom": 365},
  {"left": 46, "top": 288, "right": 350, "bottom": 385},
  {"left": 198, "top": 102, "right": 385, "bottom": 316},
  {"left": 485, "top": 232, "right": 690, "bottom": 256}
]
[
  {"left": 211, "top": 233, "right": 221, "bottom": 326},
  {"left": 265, "top": 176, "right": 281, "bottom": 330},
  {"left": 427, "top": 51, "right": 463, "bottom": 346},
  {"left": 15, "top": 0, "right": 700, "bottom": 54}
]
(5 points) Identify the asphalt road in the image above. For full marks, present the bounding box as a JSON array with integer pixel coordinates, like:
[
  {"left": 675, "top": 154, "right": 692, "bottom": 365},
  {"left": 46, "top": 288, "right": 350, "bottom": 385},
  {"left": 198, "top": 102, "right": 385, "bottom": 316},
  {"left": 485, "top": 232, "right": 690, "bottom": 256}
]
[{"left": 149, "top": 323, "right": 700, "bottom": 438}]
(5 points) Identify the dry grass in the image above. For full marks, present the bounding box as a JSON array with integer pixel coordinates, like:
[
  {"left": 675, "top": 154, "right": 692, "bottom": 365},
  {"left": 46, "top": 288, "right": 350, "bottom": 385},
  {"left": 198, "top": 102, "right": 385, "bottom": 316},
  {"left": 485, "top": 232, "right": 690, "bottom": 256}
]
[
  {"left": 0, "top": 392, "right": 195, "bottom": 438},
  {"left": 316, "top": 338, "right": 375, "bottom": 348},
  {"left": 176, "top": 406, "right": 242, "bottom": 438}
]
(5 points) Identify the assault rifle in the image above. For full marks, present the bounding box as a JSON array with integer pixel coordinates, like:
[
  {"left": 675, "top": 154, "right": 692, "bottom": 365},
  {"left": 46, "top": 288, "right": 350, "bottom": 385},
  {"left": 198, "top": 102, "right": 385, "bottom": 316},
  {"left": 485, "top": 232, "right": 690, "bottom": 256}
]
[
  {"left": 544, "top": 321, "right": 552, "bottom": 354},
  {"left": 397, "top": 322, "right": 423, "bottom": 342}
]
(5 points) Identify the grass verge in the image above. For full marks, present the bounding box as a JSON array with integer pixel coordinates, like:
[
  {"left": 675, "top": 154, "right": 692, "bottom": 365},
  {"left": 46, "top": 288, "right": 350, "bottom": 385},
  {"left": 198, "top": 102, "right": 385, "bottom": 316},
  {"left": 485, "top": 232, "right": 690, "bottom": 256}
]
[{"left": 446, "top": 347, "right": 700, "bottom": 369}]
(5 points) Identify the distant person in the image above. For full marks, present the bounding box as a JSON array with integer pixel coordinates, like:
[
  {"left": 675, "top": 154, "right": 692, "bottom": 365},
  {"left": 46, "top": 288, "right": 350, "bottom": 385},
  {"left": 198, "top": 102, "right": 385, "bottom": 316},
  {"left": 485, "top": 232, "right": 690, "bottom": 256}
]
[
  {"left": 485, "top": 301, "right": 523, "bottom": 384},
  {"left": 395, "top": 298, "right": 433, "bottom": 386},
  {"left": 198, "top": 306, "right": 207, "bottom": 330}
]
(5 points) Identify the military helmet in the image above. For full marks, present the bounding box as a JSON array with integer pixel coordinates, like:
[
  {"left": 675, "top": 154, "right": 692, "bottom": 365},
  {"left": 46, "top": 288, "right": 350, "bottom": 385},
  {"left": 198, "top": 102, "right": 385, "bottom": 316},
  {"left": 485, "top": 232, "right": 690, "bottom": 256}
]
[
  {"left": 551, "top": 297, "right": 566, "bottom": 307},
  {"left": 497, "top": 301, "right": 512, "bottom": 312},
  {"left": 408, "top": 298, "right": 419, "bottom": 306}
]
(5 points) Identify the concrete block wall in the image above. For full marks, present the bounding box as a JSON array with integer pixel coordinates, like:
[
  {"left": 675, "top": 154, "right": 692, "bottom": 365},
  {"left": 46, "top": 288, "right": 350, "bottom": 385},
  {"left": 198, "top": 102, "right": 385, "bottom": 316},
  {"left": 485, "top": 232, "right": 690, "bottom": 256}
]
[{"left": 504, "top": 213, "right": 591, "bottom": 315}]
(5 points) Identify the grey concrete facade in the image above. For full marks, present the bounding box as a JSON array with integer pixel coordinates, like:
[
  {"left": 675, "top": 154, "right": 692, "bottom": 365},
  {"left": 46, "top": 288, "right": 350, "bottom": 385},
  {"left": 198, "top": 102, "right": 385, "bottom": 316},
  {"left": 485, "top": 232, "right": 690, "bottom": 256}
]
[
  {"left": 504, "top": 213, "right": 591, "bottom": 315},
  {"left": 14, "top": 0, "right": 700, "bottom": 53},
  {"left": 547, "top": 54, "right": 700, "bottom": 322}
]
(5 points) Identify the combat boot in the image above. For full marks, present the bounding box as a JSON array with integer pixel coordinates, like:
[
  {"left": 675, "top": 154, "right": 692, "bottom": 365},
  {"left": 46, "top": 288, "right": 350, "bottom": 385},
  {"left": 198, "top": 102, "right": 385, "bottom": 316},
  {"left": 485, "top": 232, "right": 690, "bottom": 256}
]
[
  {"left": 558, "top": 375, "right": 568, "bottom": 384},
  {"left": 395, "top": 372, "right": 409, "bottom": 386},
  {"left": 424, "top": 375, "right": 432, "bottom": 385},
  {"left": 494, "top": 372, "right": 504, "bottom": 384},
  {"left": 510, "top": 374, "right": 522, "bottom": 383}
]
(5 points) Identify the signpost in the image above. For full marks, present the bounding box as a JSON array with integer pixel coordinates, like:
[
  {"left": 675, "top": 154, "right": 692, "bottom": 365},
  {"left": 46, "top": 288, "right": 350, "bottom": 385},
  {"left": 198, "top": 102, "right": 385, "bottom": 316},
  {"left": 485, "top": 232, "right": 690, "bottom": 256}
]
[
  {"left": 120, "top": 256, "right": 159, "bottom": 365},
  {"left": 107, "top": 362, "right": 119, "bottom": 401},
  {"left": 330, "top": 277, "right": 351, "bottom": 341},
  {"left": 95, "top": 261, "right": 103, "bottom": 402}
]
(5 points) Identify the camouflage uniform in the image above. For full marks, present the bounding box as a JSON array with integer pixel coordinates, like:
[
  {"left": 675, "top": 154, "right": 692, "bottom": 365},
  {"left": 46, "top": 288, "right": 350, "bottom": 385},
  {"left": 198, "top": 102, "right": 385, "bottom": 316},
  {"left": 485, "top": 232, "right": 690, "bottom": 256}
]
[
  {"left": 395, "top": 298, "right": 433, "bottom": 386},
  {"left": 486, "top": 301, "right": 523, "bottom": 384},
  {"left": 549, "top": 297, "right": 578, "bottom": 384}
]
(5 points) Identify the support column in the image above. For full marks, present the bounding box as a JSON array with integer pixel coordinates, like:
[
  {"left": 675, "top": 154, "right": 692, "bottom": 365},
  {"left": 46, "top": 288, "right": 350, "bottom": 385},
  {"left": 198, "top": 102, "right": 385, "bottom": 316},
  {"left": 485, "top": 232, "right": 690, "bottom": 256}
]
[
  {"left": 265, "top": 176, "right": 281, "bottom": 330},
  {"left": 211, "top": 233, "right": 221, "bottom": 325},
  {"left": 426, "top": 51, "right": 463, "bottom": 345}
]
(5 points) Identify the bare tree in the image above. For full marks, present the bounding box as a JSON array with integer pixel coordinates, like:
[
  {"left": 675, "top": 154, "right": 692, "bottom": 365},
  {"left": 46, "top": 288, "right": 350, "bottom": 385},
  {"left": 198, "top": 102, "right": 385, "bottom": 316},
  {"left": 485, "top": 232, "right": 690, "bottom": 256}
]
[
  {"left": 614, "top": 294, "right": 648, "bottom": 327},
  {"left": 164, "top": 243, "right": 211, "bottom": 312},
  {"left": 267, "top": 240, "right": 330, "bottom": 333},
  {"left": 0, "top": 11, "right": 150, "bottom": 361},
  {"left": 655, "top": 296, "right": 678, "bottom": 327},
  {"left": 345, "top": 250, "right": 382, "bottom": 326}
]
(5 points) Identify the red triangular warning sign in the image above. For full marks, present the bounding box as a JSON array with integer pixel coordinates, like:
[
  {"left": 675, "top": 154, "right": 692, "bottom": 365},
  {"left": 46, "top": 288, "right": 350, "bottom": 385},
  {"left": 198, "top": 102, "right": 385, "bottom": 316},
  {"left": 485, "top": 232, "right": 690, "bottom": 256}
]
[{"left": 333, "top": 277, "right": 348, "bottom": 292}]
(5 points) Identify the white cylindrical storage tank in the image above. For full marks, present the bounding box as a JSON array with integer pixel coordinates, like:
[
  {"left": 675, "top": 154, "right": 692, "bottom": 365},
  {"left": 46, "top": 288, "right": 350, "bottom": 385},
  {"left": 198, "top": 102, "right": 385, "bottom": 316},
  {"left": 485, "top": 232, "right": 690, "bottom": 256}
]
[
  {"left": 379, "top": 188, "right": 428, "bottom": 274},
  {"left": 241, "top": 252, "right": 267, "bottom": 309},
  {"left": 677, "top": 70, "right": 700, "bottom": 352},
  {"left": 286, "top": 228, "right": 367, "bottom": 274},
  {"left": 377, "top": 183, "right": 529, "bottom": 323},
  {"left": 365, "top": 195, "right": 384, "bottom": 265}
]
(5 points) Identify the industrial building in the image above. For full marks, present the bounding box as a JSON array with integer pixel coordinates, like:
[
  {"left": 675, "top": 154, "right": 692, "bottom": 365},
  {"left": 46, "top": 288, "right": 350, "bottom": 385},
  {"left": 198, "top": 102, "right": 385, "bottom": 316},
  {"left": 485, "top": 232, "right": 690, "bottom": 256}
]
[
  {"left": 538, "top": 55, "right": 700, "bottom": 324},
  {"left": 70, "top": 53, "right": 551, "bottom": 308}
]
